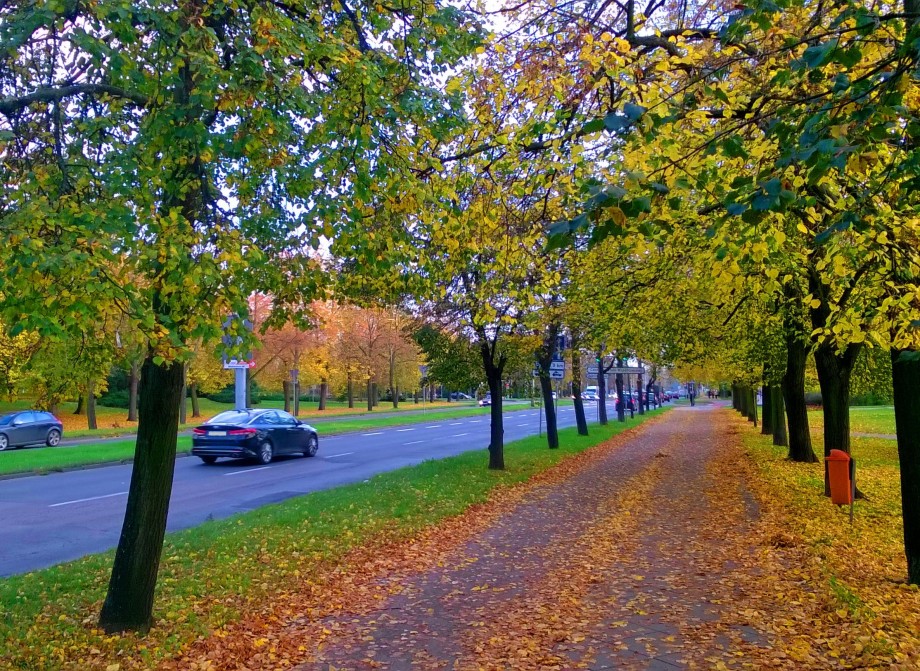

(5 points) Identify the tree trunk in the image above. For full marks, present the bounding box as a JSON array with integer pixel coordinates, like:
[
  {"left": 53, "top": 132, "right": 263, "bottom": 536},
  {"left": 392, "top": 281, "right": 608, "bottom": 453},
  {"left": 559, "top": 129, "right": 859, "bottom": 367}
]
[
  {"left": 283, "top": 380, "right": 292, "bottom": 413},
  {"left": 645, "top": 369, "right": 658, "bottom": 411},
  {"left": 390, "top": 352, "right": 398, "bottom": 409},
  {"left": 366, "top": 379, "right": 373, "bottom": 411},
  {"left": 539, "top": 374, "right": 559, "bottom": 448},
  {"left": 293, "top": 382, "right": 300, "bottom": 417},
  {"left": 892, "top": 348, "right": 920, "bottom": 585},
  {"left": 74, "top": 394, "right": 84, "bottom": 415},
  {"left": 615, "top": 372, "right": 626, "bottom": 422},
  {"left": 99, "top": 354, "right": 184, "bottom": 632},
  {"left": 347, "top": 373, "right": 354, "bottom": 408},
  {"left": 570, "top": 339, "right": 588, "bottom": 436},
  {"left": 178, "top": 364, "right": 187, "bottom": 425},
  {"left": 814, "top": 342, "right": 860, "bottom": 495},
  {"left": 771, "top": 385, "right": 788, "bottom": 447},
  {"left": 597, "top": 368, "right": 608, "bottom": 425},
  {"left": 486, "top": 369, "right": 505, "bottom": 469},
  {"left": 747, "top": 387, "right": 757, "bottom": 426},
  {"left": 761, "top": 384, "right": 773, "bottom": 435},
  {"left": 783, "top": 334, "right": 817, "bottom": 462},
  {"left": 190, "top": 382, "right": 200, "bottom": 418},
  {"left": 318, "top": 380, "right": 328, "bottom": 411},
  {"left": 127, "top": 361, "right": 139, "bottom": 422},
  {"left": 86, "top": 378, "right": 97, "bottom": 430},
  {"left": 636, "top": 368, "right": 645, "bottom": 415}
]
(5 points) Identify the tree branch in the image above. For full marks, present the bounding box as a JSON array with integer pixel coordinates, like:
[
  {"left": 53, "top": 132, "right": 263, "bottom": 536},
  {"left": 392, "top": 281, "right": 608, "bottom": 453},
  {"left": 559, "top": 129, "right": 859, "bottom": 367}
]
[{"left": 0, "top": 84, "right": 148, "bottom": 117}]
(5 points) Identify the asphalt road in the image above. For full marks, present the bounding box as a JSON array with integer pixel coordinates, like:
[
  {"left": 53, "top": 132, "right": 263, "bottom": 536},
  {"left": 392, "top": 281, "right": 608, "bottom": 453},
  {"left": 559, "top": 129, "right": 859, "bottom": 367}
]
[{"left": 0, "top": 400, "right": 643, "bottom": 577}]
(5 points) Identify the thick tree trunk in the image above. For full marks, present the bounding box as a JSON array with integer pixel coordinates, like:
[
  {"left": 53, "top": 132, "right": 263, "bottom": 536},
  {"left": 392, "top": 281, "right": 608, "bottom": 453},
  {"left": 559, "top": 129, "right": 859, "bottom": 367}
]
[
  {"left": 747, "top": 387, "right": 757, "bottom": 426},
  {"left": 318, "top": 380, "right": 328, "bottom": 411},
  {"left": 178, "top": 364, "right": 187, "bottom": 425},
  {"left": 347, "top": 373, "right": 354, "bottom": 408},
  {"left": 771, "top": 385, "right": 788, "bottom": 447},
  {"left": 99, "top": 354, "right": 184, "bottom": 632},
  {"left": 892, "top": 348, "right": 920, "bottom": 585},
  {"left": 570, "top": 340, "right": 588, "bottom": 436},
  {"left": 293, "top": 382, "right": 300, "bottom": 416},
  {"left": 283, "top": 380, "right": 292, "bottom": 413},
  {"left": 74, "top": 394, "right": 84, "bottom": 415},
  {"left": 645, "top": 370, "right": 658, "bottom": 411},
  {"left": 783, "top": 334, "right": 817, "bottom": 462},
  {"left": 636, "top": 371, "right": 645, "bottom": 415},
  {"left": 127, "top": 361, "right": 139, "bottom": 422},
  {"left": 366, "top": 379, "right": 373, "bottom": 411},
  {"left": 189, "top": 382, "right": 200, "bottom": 418},
  {"left": 615, "top": 372, "right": 626, "bottom": 422},
  {"left": 597, "top": 369, "right": 608, "bottom": 425},
  {"left": 86, "top": 378, "right": 97, "bottom": 430},
  {"left": 539, "top": 374, "right": 559, "bottom": 448},
  {"left": 814, "top": 342, "right": 860, "bottom": 495},
  {"left": 761, "top": 385, "right": 773, "bottom": 435}
]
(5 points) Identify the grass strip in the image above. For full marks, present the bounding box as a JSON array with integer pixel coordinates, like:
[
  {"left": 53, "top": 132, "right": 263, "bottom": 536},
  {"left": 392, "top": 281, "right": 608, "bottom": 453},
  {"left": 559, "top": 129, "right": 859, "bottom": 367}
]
[
  {"left": 0, "top": 408, "right": 668, "bottom": 670},
  {"left": 0, "top": 403, "right": 549, "bottom": 476}
]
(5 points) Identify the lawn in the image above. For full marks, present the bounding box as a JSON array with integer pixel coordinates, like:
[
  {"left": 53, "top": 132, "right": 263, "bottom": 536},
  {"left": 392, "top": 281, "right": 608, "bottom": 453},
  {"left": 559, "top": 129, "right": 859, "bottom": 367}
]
[
  {"left": 0, "top": 408, "right": 669, "bottom": 671},
  {"left": 740, "top": 416, "right": 919, "bottom": 666},
  {"left": 0, "top": 403, "right": 541, "bottom": 476},
  {"left": 807, "top": 405, "right": 896, "bottom": 437}
]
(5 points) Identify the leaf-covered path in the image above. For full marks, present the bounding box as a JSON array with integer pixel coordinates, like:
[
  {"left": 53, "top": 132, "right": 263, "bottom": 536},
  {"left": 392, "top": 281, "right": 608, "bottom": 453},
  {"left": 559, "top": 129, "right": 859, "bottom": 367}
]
[{"left": 178, "top": 406, "right": 845, "bottom": 670}]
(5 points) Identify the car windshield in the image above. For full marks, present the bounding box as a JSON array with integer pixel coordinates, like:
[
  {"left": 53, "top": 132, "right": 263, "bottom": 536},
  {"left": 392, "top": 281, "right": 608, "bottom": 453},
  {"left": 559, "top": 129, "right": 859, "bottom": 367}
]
[
  {"left": 208, "top": 411, "right": 255, "bottom": 425},
  {"left": 0, "top": 413, "right": 16, "bottom": 426}
]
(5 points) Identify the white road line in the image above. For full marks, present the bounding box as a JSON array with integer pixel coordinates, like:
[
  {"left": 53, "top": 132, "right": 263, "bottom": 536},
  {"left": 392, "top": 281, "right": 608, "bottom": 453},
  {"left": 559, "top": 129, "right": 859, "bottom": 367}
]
[
  {"left": 363, "top": 432, "right": 383, "bottom": 436},
  {"left": 451, "top": 433, "right": 469, "bottom": 437},
  {"left": 469, "top": 420, "right": 482, "bottom": 423},
  {"left": 403, "top": 440, "right": 425, "bottom": 445},
  {"left": 396, "top": 428, "right": 415, "bottom": 432},
  {"left": 517, "top": 423, "right": 528, "bottom": 427},
  {"left": 224, "top": 466, "right": 271, "bottom": 476},
  {"left": 325, "top": 452, "right": 354, "bottom": 458},
  {"left": 49, "top": 491, "right": 128, "bottom": 507},
  {"left": 425, "top": 425, "right": 442, "bottom": 429},
  {"left": 449, "top": 422, "right": 463, "bottom": 425}
]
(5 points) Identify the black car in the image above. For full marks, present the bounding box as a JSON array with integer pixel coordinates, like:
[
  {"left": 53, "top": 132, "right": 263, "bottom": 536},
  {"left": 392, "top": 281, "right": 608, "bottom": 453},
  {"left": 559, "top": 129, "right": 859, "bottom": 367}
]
[
  {"left": 0, "top": 411, "right": 63, "bottom": 451},
  {"left": 192, "top": 409, "right": 319, "bottom": 465}
]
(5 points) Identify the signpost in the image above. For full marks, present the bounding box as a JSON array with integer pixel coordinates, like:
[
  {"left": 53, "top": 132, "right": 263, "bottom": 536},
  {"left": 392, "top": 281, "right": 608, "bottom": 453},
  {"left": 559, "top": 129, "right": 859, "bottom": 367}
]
[{"left": 222, "top": 316, "right": 254, "bottom": 411}]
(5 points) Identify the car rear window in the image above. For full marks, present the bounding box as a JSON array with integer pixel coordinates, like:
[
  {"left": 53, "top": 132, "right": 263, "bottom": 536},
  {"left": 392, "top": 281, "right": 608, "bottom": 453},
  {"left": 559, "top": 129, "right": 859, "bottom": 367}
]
[
  {"left": 36, "top": 412, "right": 56, "bottom": 422},
  {"left": 208, "top": 411, "right": 256, "bottom": 425}
]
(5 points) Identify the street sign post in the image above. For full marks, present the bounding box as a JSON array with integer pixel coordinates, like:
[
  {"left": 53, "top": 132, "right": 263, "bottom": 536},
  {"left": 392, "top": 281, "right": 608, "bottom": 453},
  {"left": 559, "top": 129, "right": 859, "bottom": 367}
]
[
  {"left": 587, "top": 365, "right": 599, "bottom": 376},
  {"left": 607, "top": 366, "right": 645, "bottom": 375}
]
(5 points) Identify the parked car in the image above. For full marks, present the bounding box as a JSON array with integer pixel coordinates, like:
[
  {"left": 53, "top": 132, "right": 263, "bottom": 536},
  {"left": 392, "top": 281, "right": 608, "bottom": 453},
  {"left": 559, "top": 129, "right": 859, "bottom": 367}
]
[
  {"left": 478, "top": 394, "right": 491, "bottom": 407},
  {"left": 0, "top": 411, "right": 63, "bottom": 451},
  {"left": 192, "top": 409, "right": 318, "bottom": 465},
  {"left": 450, "top": 392, "right": 471, "bottom": 400}
]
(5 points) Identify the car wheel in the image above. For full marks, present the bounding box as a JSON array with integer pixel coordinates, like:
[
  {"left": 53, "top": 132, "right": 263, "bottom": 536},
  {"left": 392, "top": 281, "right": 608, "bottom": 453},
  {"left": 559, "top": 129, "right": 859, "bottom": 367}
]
[
  {"left": 256, "top": 440, "right": 273, "bottom": 465},
  {"left": 303, "top": 434, "right": 318, "bottom": 457},
  {"left": 200, "top": 456, "right": 218, "bottom": 465},
  {"left": 0, "top": 434, "right": 7, "bottom": 451},
  {"left": 46, "top": 429, "right": 61, "bottom": 447}
]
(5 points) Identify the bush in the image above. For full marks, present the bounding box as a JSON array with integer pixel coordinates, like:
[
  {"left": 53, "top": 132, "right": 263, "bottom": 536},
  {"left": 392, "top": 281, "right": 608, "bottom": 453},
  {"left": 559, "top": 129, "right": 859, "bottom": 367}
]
[{"left": 97, "top": 389, "right": 130, "bottom": 409}]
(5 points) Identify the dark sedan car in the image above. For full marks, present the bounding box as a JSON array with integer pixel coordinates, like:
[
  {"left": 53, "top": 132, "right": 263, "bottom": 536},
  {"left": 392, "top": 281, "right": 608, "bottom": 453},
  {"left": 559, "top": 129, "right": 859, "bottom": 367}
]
[
  {"left": 0, "top": 411, "right": 63, "bottom": 451},
  {"left": 192, "top": 409, "right": 319, "bottom": 465}
]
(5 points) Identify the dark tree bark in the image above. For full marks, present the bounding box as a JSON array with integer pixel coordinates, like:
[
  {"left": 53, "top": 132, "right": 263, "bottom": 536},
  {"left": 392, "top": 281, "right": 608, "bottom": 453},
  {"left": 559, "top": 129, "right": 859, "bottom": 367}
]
[
  {"left": 318, "top": 379, "right": 328, "bottom": 411},
  {"left": 478, "top": 333, "right": 507, "bottom": 470},
  {"left": 783, "top": 333, "right": 817, "bottom": 462},
  {"left": 347, "top": 373, "right": 354, "bottom": 408},
  {"left": 99, "top": 354, "right": 184, "bottom": 632},
  {"left": 636, "top": 368, "right": 645, "bottom": 415},
  {"left": 892, "top": 348, "right": 920, "bottom": 585},
  {"left": 747, "top": 387, "right": 757, "bottom": 426},
  {"left": 293, "top": 382, "right": 300, "bottom": 416},
  {"left": 389, "top": 352, "right": 398, "bottom": 408},
  {"left": 536, "top": 322, "right": 560, "bottom": 448},
  {"left": 761, "top": 385, "right": 773, "bottom": 435},
  {"left": 127, "top": 361, "right": 139, "bottom": 422},
  {"left": 74, "top": 394, "right": 84, "bottom": 415},
  {"left": 597, "top": 353, "right": 609, "bottom": 425},
  {"left": 615, "top": 370, "right": 626, "bottom": 422},
  {"left": 814, "top": 341, "right": 861, "bottom": 457},
  {"left": 570, "top": 336, "right": 588, "bottom": 436},
  {"left": 366, "top": 379, "right": 373, "bottom": 411},
  {"left": 86, "top": 378, "right": 97, "bottom": 430},
  {"left": 283, "top": 380, "right": 292, "bottom": 413},
  {"left": 178, "top": 364, "right": 187, "bottom": 425},
  {"left": 771, "top": 385, "right": 788, "bottom": 447},
  {"left": 189, "top": 382, "right": 200, "bottom": 418},
  {"left": 645, "top": 367, "right": 658, "bottom": 411}
]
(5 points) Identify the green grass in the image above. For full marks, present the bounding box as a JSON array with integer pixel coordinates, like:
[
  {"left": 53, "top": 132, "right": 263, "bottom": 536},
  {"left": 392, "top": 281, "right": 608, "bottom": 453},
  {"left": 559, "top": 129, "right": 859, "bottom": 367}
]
[
  {"left": 0, "top": 403, "right": 541, "bottom": 477},
  {"left": 807, "top": 405, "right": 896, "bottom": 438},
  {"left": 0, "top": 408, "right": 670, "bottom": 671}
]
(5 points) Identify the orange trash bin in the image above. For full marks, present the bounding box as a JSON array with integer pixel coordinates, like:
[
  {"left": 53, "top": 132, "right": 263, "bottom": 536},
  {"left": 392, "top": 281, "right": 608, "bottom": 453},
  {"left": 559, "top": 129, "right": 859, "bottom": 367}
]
[{"left": 826, "top": 449, "right": 854, "bottom": 505}]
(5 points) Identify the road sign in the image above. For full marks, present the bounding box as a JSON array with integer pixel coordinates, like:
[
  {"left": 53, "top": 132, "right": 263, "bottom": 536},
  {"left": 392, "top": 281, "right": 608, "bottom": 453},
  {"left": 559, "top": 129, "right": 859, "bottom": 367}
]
[
  {"left": 223, "top": 359, "right": 255, "bottom": 369},
  {"left": 587, "top": 365, "right": 599, "bottom": 376},
  {"left": 550, "top": 369, "right": 564, "bottom": 379},
  {"left": 607, "top": 366, "right": 645, "bottom": 375},
  {"left": 550, "top": 361, "right": 565, "bottom": 372}
]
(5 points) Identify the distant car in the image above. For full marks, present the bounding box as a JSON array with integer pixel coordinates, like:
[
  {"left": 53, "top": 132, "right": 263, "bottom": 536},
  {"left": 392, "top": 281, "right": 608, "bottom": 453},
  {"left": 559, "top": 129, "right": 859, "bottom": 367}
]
[
  {"left": 0, "top": 411, "right": 63, "bottom": 451},
  {"left": 192, "top": 409, "right": 318, "bottom": 465},
  {"left": 478, "top": 394, "right": 492, "bottom": 407},
  {"left": 450, "top": 392, "right": 471, "bottom": 400}
]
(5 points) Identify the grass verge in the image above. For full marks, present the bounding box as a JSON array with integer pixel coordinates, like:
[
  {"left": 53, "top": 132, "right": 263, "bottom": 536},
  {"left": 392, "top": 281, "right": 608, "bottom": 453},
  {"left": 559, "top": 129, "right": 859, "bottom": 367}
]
[
  {"left": 739, "top": 415, "right": 919, "bottom": 666},
  {"left": 0, "top": 404, "right": 545, "bottom": 477},
  {"left": 0, "top": 408, "right": 668, "bottom": 670}
]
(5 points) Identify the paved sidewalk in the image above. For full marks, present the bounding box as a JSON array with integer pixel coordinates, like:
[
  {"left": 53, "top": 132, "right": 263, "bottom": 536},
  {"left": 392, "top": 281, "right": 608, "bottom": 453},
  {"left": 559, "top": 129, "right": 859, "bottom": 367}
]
[{"left": 282, "top": 406, "right": 782, "bottom": 670}]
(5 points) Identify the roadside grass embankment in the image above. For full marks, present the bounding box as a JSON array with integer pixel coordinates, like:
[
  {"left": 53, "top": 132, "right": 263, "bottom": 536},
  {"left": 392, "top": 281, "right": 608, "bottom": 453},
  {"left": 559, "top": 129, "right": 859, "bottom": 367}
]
[
  {"left": 740, "top": 413, "right": 919, "bottom": 666},
  {"left": 0, "top": 408, "right": 669, "bottom": 671}
]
